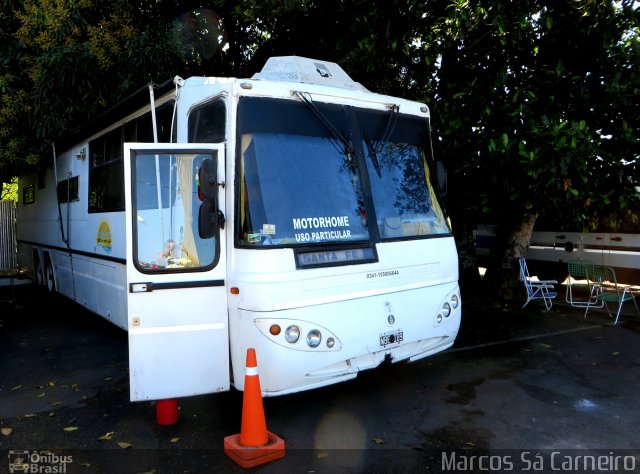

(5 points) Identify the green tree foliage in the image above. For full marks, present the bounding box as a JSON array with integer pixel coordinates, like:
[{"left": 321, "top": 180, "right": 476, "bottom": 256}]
[
  {"left": 0, "top": 0, "right": 638, "bottom": 299},
  {"left": 1, "top": 177, "right": 18, "bottom": 202},
  {"left": 0, "top": 0, "right": 230, "bottom": 183},
  {"left": 423, "top": 1, "right": 640, "bottom": 294}
]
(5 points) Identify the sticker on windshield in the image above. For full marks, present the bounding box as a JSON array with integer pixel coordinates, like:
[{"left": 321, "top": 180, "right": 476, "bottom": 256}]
[
  {"left": 292, "top": 215, "right": 352, "bottom": 242},
  {"left": 263, "top": 224, "right": 276, "bottom": 235}
]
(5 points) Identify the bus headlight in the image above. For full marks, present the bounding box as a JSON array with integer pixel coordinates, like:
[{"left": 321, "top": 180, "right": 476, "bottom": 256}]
[
  {"left": 285, "top": 325, "right": 300, "bottom": 343},
  {"left": 441, "top": 302, "right": 451, "bottom": 318},
  {"left": 451, "top": 294, "right": 459, "bottom": 309},
  {"left": 254, "top": 318, "right": 342, "bottom": 352},
  {"left": 307, "top": 329, "right": 322, "bottom": 348}
]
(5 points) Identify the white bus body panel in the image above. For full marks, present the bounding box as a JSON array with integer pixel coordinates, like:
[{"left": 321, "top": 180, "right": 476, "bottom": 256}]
[
  {"left": 476, "top": 224, "right": 640, "bottom": 282},
  {"left": 528, "top": 231, "right": 640, "bottom": 269},
  {"left": 227, "top": 237, "right": 460, "bottom": 396},
  {"left": 16, "top": 144, "right": 130, "bottom": 327}
]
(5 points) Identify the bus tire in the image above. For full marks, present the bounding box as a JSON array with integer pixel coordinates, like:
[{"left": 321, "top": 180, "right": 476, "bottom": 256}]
[
  {"left": 34, "top": 253, "right": 45, "bottom": 287},
  {"left": 44, "top": 257, "right": 56, "bottom": 294}
]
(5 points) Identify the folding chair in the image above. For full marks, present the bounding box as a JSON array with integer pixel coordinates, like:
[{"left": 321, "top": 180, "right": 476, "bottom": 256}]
[
  {"left": 518, "top": 257, "right": 558, "bottom": 310},
  {"left": 584, "top": 265, "right": 640, "bottom": 325},
  {"left": 566, "top": 260, "right": 602, "bottom": 308}
]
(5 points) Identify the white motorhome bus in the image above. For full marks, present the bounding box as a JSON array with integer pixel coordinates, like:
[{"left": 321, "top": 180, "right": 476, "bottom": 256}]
[{"left": 16, "top": 56, "right": 461, "bottom": 402}]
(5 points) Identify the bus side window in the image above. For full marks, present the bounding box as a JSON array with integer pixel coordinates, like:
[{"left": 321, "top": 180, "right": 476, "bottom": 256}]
[{"left": 189, "top": 100, "right": 226, "bottom": 143}]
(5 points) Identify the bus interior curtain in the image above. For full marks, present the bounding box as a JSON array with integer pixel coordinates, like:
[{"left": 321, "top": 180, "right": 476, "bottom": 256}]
[{"left": 177, "top": 156, "right": 199, "bottom": 266}]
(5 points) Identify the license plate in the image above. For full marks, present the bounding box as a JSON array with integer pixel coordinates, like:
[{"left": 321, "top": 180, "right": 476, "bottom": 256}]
[{"left": 380, "top": 330, "right": 403, "bottom": 347}]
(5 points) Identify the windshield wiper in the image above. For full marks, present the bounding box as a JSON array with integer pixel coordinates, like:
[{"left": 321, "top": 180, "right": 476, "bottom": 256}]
[
  {"left": 363, "top": 104, "right": 399, "bottom": 179},
  {"left": 294, "top": 91, "right": 354, "bottom": 157},
  {"left": 364, "top": 132, "right": 382, "bottom": 178}
]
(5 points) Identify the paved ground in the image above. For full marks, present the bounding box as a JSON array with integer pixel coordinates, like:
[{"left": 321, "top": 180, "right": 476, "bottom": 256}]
[{"left": 1, "top": 281, "right": 639, "bottom": 473}]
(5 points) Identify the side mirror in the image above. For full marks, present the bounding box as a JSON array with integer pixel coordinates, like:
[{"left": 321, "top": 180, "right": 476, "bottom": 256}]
[
  {"left": 198, "top": 196, "right": 219, "bottom": 239},
  {"left": 436, "top": 161, "right": 447, "bottom": 195},
  {"left": 197, "top": 157, "right": 225, "bottom": 238},
  {"left": 198, "top": 158, "right": 217, "bottom": 199}
]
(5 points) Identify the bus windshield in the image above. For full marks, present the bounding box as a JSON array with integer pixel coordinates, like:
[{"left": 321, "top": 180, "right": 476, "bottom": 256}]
[{"left": 236, "top": 96, "right": 449, "bottom": 248}]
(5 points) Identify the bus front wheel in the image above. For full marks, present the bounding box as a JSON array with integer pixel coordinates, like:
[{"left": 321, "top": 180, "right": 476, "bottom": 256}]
[{"left": 44, "top": 259, "right": 56, "bottom": 293}]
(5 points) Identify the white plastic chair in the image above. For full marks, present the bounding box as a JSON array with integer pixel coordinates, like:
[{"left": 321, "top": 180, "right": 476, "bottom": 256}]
[{"left": 518, "top": 257, "right": 558, "bottom": 310}]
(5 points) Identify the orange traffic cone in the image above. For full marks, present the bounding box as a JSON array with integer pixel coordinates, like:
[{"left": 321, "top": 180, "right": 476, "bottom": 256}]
[{"left": 224, "top": 348, "right": 285, "bottom": 468}]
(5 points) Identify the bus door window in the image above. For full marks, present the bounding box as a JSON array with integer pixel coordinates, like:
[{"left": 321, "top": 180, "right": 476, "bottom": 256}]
[{"left": 132, "top": 152, "right": 218, "bottom": 272}]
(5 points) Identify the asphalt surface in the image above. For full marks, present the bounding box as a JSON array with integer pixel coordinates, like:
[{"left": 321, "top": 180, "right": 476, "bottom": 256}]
[{"left": 1, "top": 281, "right": 640, "bottom": 473}]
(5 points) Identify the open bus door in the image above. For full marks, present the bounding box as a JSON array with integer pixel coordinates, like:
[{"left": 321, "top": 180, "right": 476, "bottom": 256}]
[{"left": 123, "top": 143, "right": 229, "bottom": 401}]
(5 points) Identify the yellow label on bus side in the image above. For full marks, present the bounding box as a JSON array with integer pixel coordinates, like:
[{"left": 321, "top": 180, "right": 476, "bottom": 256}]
[{"left": 96, "top": 220, "right": 112, "bottom": 252}]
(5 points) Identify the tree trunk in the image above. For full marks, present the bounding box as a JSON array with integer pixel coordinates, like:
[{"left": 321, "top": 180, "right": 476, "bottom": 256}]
[
  {"left": 454, "top": 222, "right": 482, "bottom": 300},
  {"left": 482, "top": 214, "right": 538, "bottom": 306}
]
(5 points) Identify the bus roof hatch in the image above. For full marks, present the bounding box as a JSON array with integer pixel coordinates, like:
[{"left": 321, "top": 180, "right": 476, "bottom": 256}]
[{"left": 252, "top": 56, "right": 369, "bottom": 92}]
